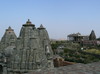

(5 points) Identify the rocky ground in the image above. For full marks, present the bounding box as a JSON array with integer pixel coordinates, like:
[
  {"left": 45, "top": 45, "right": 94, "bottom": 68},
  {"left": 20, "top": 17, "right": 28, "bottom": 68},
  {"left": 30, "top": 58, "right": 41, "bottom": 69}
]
[{"left": 28, "top": 61, "right": 100, "bottom": 74}]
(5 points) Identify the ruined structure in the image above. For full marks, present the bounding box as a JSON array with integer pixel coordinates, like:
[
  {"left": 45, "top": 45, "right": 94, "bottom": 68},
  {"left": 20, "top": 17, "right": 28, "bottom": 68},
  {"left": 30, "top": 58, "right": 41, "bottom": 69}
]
[{"left": 0, "top": 19, "right": 54, "bottom": 74}]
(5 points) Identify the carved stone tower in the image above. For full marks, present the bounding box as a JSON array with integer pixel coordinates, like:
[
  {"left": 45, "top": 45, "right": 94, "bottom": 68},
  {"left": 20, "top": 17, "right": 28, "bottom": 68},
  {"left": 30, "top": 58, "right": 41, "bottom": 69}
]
[
  {"left": 89, "top": 30, "right": 96, "bottom": 40},
  {"left": 0, "top": 26, "right": 17, "bottom": 51},
  {"left": 6, "top": 19, "right": 54, "bottom": 74}
]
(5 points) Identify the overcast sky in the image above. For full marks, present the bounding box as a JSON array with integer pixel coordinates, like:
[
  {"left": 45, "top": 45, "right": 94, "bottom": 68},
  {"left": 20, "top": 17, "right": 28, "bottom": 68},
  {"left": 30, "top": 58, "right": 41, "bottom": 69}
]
[{"left": 0, "top": 0, "right": 100, "bottom": 40}]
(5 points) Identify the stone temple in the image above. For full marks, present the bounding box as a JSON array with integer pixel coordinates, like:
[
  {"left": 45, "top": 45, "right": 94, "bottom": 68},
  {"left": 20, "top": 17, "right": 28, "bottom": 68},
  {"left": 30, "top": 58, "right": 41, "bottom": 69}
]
[{"left": 0, "top": 19, "right": 54, "bottom": 74}]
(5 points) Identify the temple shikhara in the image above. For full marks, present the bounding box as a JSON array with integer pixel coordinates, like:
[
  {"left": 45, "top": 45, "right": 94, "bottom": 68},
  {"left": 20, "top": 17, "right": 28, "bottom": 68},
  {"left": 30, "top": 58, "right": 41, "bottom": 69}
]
[{"left": 0, "top": 19, "right": 54, "bottom": 74}]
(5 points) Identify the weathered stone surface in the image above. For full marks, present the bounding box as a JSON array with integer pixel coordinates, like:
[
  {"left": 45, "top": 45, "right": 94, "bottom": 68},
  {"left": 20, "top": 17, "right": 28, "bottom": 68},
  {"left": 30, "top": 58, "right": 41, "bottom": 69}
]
[
  {"left": 28, "top": 62, "right": 100, "bottom": 74},
  {"left": 0, "top": 20, "right": 54, "bottom": 74},
  {"left": 0, "top": 26, "right": 17, "bottom": 51}
]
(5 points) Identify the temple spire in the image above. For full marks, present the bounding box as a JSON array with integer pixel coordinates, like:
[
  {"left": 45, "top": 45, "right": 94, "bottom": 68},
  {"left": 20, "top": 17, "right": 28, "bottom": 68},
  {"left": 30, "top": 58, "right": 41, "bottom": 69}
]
[
  {"left": 38, "top": 24, "right": 45, "bottom": 30},
  {"left": 40, "top": 24, "right": 44, "bottom": 28},
  {"left": 8, "top": 26, "right": 11, "bottom": 29},
  {"left": 23, "top": 19, "right": 35, "bottom": 27},
  {"left": 6, "top": 26, "right": 13, "bottom": 31},
  {"left": 28, "top": 19, "right": 30, "bottom": 21},
  {"left": 26, "top": 19, "right": 31, "bottom": 24},
  {"left": 89, "top": 30, "right": 96, "bottom": 40}
]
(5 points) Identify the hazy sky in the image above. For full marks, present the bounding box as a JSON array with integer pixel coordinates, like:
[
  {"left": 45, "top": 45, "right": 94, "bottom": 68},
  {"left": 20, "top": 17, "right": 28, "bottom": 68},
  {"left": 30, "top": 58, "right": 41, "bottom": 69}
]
[{"left": 0, "top": 0, "right": 100, "bottom": 40}]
